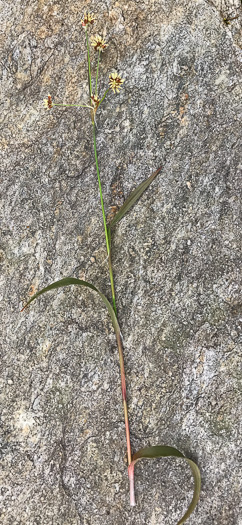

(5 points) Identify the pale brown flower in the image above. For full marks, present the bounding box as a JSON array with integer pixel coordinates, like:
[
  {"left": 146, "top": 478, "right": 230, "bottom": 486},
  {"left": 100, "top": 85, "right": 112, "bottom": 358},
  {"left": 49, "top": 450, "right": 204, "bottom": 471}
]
[
  {"left": 91, "top": 94, "right": 100, "bottom": 114},
  {"left": 81, "top": 12, "right": 95, "bottom": 28},
  {"left": 90, "top": 35, "right": 108, "bottom": 52},
  {"left": 43, "top": 94, "right": 53, "bottom": 109},
  {"left": 109, "top": 72, "right": 125, "bottom": 94}
]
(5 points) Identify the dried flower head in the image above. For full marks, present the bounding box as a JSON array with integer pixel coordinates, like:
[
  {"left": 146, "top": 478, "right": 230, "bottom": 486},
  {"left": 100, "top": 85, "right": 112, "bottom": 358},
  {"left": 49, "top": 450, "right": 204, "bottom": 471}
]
[
  {"left": 81, "top": 12, "right": 95, "bottom": 28},
  {"left": 91, "top": 94, "right": 100, "bottom": 114},
  {"left": 90, "top": 35, "right": 108, "bottom": 52},
  {"left": 43, "top": 94, "right": 53, "bottom": 110},
  {"left": 109, "top": 72, "right": 125, "bottom": 94}
]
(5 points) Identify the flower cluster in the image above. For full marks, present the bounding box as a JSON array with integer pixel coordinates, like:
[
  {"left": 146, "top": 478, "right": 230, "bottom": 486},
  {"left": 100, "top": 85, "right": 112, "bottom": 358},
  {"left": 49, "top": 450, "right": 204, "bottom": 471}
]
[
  {"left": 109, "top": 72, "right": 125, "bottom": 94},
  {"left": 81, "top": 12, "right": 95, "bottom": 28},
  {"left": 90, "top": 35, "right": 108, "bottom": 52},
  {"left": 43, "top": 94, "right": 53, "bottom": 110},
  {"left": 43, "top": 14, "right": 125, "bottom": 112},
  {"left": 91, "top": 94, "right": 100, "bottom": 114}
]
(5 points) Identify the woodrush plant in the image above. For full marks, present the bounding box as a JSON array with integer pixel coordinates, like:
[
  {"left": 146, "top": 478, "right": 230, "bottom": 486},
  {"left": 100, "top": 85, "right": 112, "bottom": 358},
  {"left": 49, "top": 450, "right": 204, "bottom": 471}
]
[{"left": 22, "top": 12, "right": 201, "bottom": 523}]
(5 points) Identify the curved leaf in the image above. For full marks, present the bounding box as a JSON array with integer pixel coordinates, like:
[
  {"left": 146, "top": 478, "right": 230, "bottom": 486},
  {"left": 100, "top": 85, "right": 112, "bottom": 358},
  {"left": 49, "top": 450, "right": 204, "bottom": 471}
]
[
  {"left": 21, "top": 277, "right": 119, "bottom": 333},
  {"left": 109, "top": 165, "right": 162, "bottom": 228},
  {"left": 131, "top": 445, "right": 201, "bottom": 524}
]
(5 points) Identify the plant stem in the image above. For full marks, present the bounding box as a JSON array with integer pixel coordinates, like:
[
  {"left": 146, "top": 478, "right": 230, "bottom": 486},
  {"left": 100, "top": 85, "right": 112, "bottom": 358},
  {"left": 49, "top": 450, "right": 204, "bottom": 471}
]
[
  {"left": 95, "top": 50, "right": 101, "bottom": 96},
  {"left": 116, "top": 331, "right": 135, "bottom": 506},
  {"left": 53, "top": 104, "right": 92, "bottom": 108},
  {"left": 99, "top": 88, "right": 110, "bottom": 106},
  {"left": 85, "top": 27, "right": 116, "bottom": 313},
  {"left": 92, "top": 122, "right": 117, "bottom": 314},
  {"left": 85, "top": 29, "right": 92, "bottom": 100},
  {"left": 91, "top": 96, "right": 135, "bottom": 508},
  {"left": 85, "top": 26, "right": 134, "bottom": 505},
  {"left": 116, "top": 331, "right": 132, "bottom": 465},
  {"left": 128, "top": 462, "right": 135, "bottom": 506}
]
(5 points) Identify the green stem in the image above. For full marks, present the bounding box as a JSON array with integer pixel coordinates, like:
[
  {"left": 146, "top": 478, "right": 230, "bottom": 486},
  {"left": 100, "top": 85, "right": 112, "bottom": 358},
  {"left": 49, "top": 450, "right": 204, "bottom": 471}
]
[
  {"left": 99, "top": 88, "right": 110, "bottom": 106},
  {"left": 53, "top": 104, "right": 92, "bottom": 108},
  {"left": 95, "top": 50, "right": 101, "bottom": 97},
  {"left": 85, "top": 29, "right": 92, "bottom": 101},
  {"left": 85, "top": 26, "right": 116, "bottom": 312},
  {"left": 85, "top": 28, "right": 133, "bottom": 504},
  {"left": 92, "top": 122, "right": 117, "bottom": 314}
]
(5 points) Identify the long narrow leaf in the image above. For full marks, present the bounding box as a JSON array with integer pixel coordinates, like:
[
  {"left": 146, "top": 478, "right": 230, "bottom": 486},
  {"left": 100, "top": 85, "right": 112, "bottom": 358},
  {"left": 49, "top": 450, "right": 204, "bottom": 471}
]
[
  {"left": 21, "top": 277, "right": 119, "bottom": 333},
  {"left": 109, "top": 165, "right": 162, "bottom": 228},
  {"left": 131, "top": 445, "right": 201, "bottom": 525}
]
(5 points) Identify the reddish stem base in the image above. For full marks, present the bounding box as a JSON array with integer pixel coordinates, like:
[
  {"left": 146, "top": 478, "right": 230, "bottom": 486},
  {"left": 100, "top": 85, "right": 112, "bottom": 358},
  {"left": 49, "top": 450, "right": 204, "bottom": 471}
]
[{"left": 128, "top": 463, "right": 135, "bottom": 506}]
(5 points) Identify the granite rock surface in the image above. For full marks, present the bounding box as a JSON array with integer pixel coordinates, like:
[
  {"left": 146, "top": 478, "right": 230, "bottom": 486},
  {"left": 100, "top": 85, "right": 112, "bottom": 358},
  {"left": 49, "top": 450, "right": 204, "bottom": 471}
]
[{"left": 0, "top": 0, "right": 241, "bottom": 524}]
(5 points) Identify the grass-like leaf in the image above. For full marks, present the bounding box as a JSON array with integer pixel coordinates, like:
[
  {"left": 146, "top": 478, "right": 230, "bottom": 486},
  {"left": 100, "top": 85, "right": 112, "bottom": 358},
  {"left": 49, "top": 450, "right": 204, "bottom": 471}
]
[
  {"left": 21, "top": 277, "right": 119, "bottom": 333},
  {"left": 108, "top": 165, "right": 162, "bottom": 228},
  {"left": 130, "top": 445, "right": 201, "bottom": 524}
]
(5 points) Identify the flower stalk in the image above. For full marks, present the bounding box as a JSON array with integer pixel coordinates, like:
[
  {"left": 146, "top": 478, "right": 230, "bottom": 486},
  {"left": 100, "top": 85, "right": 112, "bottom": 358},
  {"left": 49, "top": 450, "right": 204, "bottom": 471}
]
[
  {"left": 85, "top": 28, "right": 93, "bottom": 121},
  {"left": 99, "top": 88, "right": 111, "bottom": 105},
  {"left": 85, "top": 27, "right": 118, "bottom": 315},
  {"left": 95, "top": 50, "right": 101, "bottom": 96},
  {"left": 53, "top": 103, "right": 92, "bottom": 108}
]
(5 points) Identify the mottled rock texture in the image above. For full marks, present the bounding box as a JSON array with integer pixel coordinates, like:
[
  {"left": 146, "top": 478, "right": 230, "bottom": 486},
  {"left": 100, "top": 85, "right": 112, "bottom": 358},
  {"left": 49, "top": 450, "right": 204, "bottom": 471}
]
[{"left": 1, "top": 0, "right": 241, "bottom": 524}]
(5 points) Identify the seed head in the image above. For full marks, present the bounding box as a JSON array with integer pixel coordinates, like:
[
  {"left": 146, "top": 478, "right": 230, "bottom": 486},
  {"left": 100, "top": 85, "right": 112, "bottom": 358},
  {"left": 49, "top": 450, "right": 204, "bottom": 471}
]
[
  {"left": 81, "top": 12, "right": 95, "bottom": 28},
  {"left": 109, "top": 72, "right": 125, "bottom": 94},
  {"left": 43, "top": 94, "right": 53, "bottom": 109},
  {"left": 90, "top": 35, "right": 108, "bottom": 52}
]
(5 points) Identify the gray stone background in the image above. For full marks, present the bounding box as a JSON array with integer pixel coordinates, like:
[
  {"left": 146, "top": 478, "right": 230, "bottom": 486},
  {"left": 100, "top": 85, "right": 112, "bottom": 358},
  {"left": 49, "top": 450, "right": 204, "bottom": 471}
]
[{"left": 0, "top": 0, "right": 241, "bottom": 523}]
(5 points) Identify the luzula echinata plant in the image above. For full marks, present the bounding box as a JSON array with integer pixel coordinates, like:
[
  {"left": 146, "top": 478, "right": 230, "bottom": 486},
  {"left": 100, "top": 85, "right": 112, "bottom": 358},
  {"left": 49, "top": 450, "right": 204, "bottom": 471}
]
[{"left": 22, "top": 12, "right": 201, "bottom": 523}]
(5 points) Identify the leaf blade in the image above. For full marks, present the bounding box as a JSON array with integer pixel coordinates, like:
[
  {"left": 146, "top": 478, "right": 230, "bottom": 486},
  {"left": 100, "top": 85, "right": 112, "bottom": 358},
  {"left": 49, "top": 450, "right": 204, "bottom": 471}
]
[
  {"left": 109, "top": 165, "right": 162, "bottom": 228},
  {"left": 21, "top": 277, "right": 119, "bottom": 333},
  {"left": 131, "top": 445, "right": 201, "bottom": 525}
]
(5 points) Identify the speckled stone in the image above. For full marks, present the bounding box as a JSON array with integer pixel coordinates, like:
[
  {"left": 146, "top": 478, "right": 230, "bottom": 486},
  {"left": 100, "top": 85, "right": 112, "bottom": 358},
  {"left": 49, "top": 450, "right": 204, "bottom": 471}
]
[{"left": 1, "top": 1, "right": 241, "bottom": 524}]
